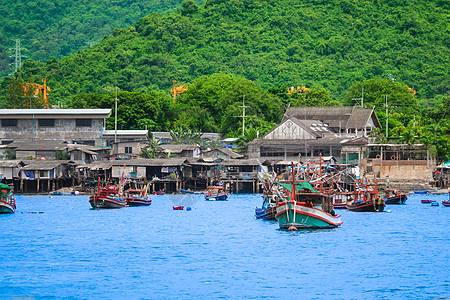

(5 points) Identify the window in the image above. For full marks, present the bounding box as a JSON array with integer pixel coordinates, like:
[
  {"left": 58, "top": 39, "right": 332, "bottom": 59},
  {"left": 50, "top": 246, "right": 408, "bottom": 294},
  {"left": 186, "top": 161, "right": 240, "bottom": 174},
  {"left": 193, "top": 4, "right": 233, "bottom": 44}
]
[
  {"left": 125, "top": 147, "right": 133, "bottom": 154},
  {"left": 1, "top": 119, "right": 17, "bottom": 127},
  {"left": 38, "top": 119, "right": 55, "bottom": 127},
  {"left": 76, "top": 119, "right": 92, "bottom": 127}
]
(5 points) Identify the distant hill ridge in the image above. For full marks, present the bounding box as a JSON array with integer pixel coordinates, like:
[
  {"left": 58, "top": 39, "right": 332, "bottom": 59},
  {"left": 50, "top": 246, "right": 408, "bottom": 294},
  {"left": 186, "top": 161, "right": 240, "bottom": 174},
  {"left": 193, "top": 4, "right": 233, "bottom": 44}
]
[{"left": 7, "top": 0, "right": 450, "bottom": 102}]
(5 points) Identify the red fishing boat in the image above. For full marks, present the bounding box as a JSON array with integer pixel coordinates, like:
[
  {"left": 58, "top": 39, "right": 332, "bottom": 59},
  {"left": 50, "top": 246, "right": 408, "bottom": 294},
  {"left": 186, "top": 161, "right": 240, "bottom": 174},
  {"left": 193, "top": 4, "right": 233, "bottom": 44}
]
[
  {"left": 345, "top": 181, "right": 385, "bottom": 212},
  {"left": 383, "top": 189, "right": 407, "bottom": 204},
  {"left": 89, "top": 179, "right": 127, "bottom": 209}
]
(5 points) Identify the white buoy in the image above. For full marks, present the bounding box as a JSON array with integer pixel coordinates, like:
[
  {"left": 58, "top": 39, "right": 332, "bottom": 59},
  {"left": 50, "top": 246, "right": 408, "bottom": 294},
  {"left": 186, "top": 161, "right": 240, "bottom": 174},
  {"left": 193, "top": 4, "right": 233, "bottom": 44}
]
[{"left": 387, "top": 210, "right": 391, "bottom": 213}]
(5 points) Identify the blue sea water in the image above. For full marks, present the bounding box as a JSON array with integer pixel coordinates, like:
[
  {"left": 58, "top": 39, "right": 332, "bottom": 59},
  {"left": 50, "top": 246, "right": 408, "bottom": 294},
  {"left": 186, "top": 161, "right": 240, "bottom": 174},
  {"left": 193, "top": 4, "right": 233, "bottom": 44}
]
[{"left": 1, "top": 192, "right": 449, "bottom": 300}]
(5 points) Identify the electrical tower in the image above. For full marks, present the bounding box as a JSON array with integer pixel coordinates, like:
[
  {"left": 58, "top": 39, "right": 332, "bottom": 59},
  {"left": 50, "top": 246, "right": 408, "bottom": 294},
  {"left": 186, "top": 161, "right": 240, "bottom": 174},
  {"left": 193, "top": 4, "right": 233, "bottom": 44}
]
[{"left": 10, "top": 39, "right": 26, "bottom": 73}]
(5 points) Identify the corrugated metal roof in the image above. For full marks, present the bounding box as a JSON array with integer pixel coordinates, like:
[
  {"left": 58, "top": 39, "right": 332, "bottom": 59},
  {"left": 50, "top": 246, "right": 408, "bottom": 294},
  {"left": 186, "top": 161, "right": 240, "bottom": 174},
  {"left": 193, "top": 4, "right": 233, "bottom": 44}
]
[
  {"left": 103, "top": 130, "right": 148, "bottom": 136},
  {"left": 21, "top": 160, "right": 71, "bottom": 170},
  {"left": 0, "top": 109, "right": 111, "bottom": 116},
  {"left": 0, "top": 160, "right": 23, "bottom": 168}
]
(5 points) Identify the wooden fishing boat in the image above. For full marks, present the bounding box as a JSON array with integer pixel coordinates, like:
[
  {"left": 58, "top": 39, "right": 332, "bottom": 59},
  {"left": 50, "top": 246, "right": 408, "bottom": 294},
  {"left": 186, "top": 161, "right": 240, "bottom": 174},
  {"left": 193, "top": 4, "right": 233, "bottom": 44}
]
[
  {"left": 0, "top": 183, "right": 15, "bottom": 214},
  {"left": 383, "top": 189, "right": 407, "bottom": 204},
  {"left": 275, "top": 162, "right": 343, "bottom": 230},
  {"left": 332, "top": 191, "right": 354, "bottom": 209},
  {"left": 255, "top": 195, "right": 278, "bottom": 220},
  {"left": 89, "top": 179, "right": 127, "bottom": 209},
  {"left": 205, "top": 186, "right": 228, "bottom": 201},
  {"left": 126, "top": 188, "right": 152, "bottom": 206},
  {"left": 345, "top": 184, "right": 385, "bottom": 212}
]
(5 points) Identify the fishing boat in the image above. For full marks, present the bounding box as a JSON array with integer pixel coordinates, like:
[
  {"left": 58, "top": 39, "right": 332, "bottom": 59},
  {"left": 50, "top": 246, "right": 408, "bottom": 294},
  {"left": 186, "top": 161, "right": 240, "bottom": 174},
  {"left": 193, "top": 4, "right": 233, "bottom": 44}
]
[
  {"left": 332, "top": 191, "right": 354, "bottom": 209},
  {"left": 345, "top": 183, "right": 385, "bottom": 212},
  {"left": 205, "top": 186, "right": 228, "bottom": 201},
  {"left": 126, "top": 187, "right": 151, "bottom": 206},
  {"left": 275, "top": 162, "right": 343, "bottom": 230},
  {"left": 255, "top": 195, "right": 278, "bottom": 220},
  {"left": 153, "top": 190, "right": 165, "bottom": 195},
  {"left": 383, "top": 189, "right": 407, "bottom": 204},
  {"left": 255, "top": 179, "right": 284, "bottom": 220},
  {"left": 89, "top": 179, "right": 127, "bottom": 209},
  {"left": 0, "top": 183, "right": 15, "bottom": 214}
]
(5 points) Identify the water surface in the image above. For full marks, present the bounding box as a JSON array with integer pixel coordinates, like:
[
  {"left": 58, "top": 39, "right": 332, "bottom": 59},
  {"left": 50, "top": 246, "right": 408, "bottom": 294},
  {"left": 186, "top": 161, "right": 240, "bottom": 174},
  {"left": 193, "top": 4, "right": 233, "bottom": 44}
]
[{"left": 1, "top": 193, "right": 449, "bottom": 299}]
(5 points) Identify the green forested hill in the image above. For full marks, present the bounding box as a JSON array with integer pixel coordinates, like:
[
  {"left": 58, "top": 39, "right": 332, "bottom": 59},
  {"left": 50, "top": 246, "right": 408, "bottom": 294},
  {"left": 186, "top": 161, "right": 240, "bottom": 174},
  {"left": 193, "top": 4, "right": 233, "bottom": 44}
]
[
  {"left": 0, "top": 0, "right": 197, "bottom": 77},
  {"left": 9, "top": 0, "right": 450, "bottom": 102}
]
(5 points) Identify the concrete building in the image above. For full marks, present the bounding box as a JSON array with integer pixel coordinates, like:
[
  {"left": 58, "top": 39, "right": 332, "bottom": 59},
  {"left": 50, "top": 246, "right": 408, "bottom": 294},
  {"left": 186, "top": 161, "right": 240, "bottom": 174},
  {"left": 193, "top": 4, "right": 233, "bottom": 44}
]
[{"left": 0, "top": 109, "right": 111, "bottom": 146}]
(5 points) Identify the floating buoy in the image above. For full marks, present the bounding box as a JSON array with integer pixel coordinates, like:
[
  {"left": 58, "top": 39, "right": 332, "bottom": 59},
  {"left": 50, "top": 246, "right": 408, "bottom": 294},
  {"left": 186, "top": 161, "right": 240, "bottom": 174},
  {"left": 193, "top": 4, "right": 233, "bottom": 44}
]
[
  {"left": 431, "top": 202, "right": 439, "bottom": 206},
  {"left": 186, "top": 207, "right": 192, "bottom": 211},
  {"left": 288, "top": 226, "right": 297, "bottom": 231},
  {"left": 387, "top": 210, "right": 392, "bottom": 213},
  {"left": 173, "top": 205, "right": 184, "bottom": 210}
]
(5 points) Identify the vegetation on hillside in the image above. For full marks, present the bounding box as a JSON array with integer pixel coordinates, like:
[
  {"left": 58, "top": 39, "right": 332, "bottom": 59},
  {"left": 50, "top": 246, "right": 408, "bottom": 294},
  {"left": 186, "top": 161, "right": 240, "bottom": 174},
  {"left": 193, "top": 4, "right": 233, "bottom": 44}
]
[
  {"left": 4, "top": 0, "right": 448, "bottom": 103},
  {"left": 0, "top": 0, "right": 201, "bottom": 77},
  {"left": 0, "top": 0, "right": 449, "bottom": 160}
]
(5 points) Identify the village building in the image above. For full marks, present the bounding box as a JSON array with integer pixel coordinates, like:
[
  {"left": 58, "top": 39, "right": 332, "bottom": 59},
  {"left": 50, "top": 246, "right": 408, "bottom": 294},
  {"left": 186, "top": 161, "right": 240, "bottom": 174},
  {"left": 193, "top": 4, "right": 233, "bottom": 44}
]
[
  {"left": 19, "top": 160, "right": 76, "bottom": 193},
  {"left": 247, "top": 106, "right": 381, "bottom": 163},
  {"left": 201, "top": 148, "right": 243, "bottom": 160},
  {"left": 0, "top": 160, "right": 23, "bottom": 184},
  {"left": 103, "top": 129, "right": 148, "bottom": 146},
  {"left": 0, "top": 109, "right": 111, "bottom": 146}
]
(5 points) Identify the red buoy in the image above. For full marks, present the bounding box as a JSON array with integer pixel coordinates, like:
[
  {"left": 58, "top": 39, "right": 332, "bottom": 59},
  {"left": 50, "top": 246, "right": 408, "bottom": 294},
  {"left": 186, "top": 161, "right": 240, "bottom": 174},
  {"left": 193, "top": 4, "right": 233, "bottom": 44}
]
[{"left": 288, "top": 226, "right": 297, "bottom": 231}]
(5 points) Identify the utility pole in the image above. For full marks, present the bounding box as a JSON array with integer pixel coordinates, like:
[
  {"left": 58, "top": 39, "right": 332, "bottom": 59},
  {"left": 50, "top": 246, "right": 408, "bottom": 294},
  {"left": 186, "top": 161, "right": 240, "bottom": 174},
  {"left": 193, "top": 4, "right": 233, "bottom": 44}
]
[
  {"left": 385, "top": 95, "right": 389, "bottom": 138},
  {"left": 238, "top": 96, "right": 250, "bottom": 136},
  {"left": 115, "top": 88, "right": 118, "bottom": 143},
  {"left": 10, "top": 39, "right": 26, "bottom": 73}
]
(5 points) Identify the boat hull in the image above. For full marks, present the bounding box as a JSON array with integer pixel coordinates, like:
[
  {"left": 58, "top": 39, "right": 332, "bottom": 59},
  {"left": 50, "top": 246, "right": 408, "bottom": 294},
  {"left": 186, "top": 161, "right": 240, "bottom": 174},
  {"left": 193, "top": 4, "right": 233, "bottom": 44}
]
[
  {"left": 346, "top": 200, "right": 385, "bottom": 212},
  {"left": 442, "top": 201, "right": 450, "bottom": 207},
  {"left": 0, "top": 200, "right": 15, "bottom": 214},
  {"left": 89, "top": 195, "right": 127, "bottom": 209},
  {"left": 255, "top": 206, "right": 276, "bottom": 220},
  {"left": 276, "top": 201, "right": 343, "bottom": 229},
  {"left": 126, "top": 197, "right": 152, "bottom": 206},
  {"left": 385, "top": 194, "right": 407, "bottom": 205},
  {"left": 205, "top": 194, "right": 228, "bottom": 201}
]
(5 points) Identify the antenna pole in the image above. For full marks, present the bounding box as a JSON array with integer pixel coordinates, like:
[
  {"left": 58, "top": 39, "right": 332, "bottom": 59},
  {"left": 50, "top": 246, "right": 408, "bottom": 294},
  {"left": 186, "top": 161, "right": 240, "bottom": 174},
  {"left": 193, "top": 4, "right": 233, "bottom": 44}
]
[
  {"left": 238, "top": 96, "right": 250, "bottom": 136},
  {"left": 115, "top": 88, "right": 118, "bottom": 143}
]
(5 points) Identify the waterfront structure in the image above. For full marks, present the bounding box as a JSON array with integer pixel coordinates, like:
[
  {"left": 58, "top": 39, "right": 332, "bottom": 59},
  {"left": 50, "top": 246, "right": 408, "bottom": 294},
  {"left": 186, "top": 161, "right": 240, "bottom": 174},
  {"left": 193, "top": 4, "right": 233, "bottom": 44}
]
[
  {"left": 248, "top": 106, "right": 381, "bottom": 163},
  {"left": 0, "top": 109, "right": 111, "bottom": 146},
  {"left": 201, "top": 148, "right": 242, "bottom": 160},
  {"left": 19, "top": 160, "right": 75, "bottom": 193}
]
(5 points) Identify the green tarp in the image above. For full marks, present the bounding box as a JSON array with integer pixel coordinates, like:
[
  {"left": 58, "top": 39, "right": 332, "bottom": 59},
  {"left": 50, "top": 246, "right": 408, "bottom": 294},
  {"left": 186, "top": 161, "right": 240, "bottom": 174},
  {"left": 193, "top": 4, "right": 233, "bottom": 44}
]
[
  {"left": 276, "top": 181, "right": 319, "bottom": 193},
  {"left": 0, "top": 183, "right": 12, "bottom": 189}
]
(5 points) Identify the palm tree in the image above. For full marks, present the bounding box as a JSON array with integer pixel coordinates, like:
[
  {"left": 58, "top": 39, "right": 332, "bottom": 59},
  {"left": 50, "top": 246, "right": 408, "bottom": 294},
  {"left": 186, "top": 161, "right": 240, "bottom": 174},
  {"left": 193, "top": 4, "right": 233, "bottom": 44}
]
[
  {"left": 236, "top": 127, "right": 258, "bottom": 155},
  {"left": 140, "top": 135, "right": 166, "bottom": 158}
]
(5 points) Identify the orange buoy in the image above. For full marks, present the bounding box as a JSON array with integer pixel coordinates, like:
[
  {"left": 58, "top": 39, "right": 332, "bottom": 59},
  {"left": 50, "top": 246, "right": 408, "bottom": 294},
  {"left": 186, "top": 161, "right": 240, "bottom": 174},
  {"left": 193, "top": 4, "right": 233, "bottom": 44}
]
[{"left": 288, "top": 226, "right": 297, "bottom": 231}]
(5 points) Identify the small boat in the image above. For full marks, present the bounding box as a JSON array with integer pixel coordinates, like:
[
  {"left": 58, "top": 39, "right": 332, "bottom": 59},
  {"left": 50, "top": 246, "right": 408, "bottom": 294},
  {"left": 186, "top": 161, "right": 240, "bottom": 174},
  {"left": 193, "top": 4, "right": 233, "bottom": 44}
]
[
  {"left": 126, "top": 188, "right": 152, "bottom": 206},
  {"left": 205, "top": 186, "right": 228, "bottom": 201},
  {"left": 414, "top": 191, "right": 429, "bottom": 194},
  {"left": 89, "top": 178, "right": 127, "bottom": 209},
  {"left": 52, "top": 191, "right": 63, "bottom": 196},
  {"left": 153, "top": 190, "right": 165, "bottom": 195},
  {"left": 442, "top": 200, "right": 450, "bottom": 207},
  {"left": 431, "top": 202, "right": 439, "bottom": 206},
  {"left": 421, "top": 199, "right": 435, "bottom": 203},
  {"left": 255, "top": 195, "right": 278, "bottom": 220},
  {"left": 383, "top": 189, "right": 407, "bottom": 204},
  {"left": 0, "top": 183, "right": 15, "bottom": 214}
]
